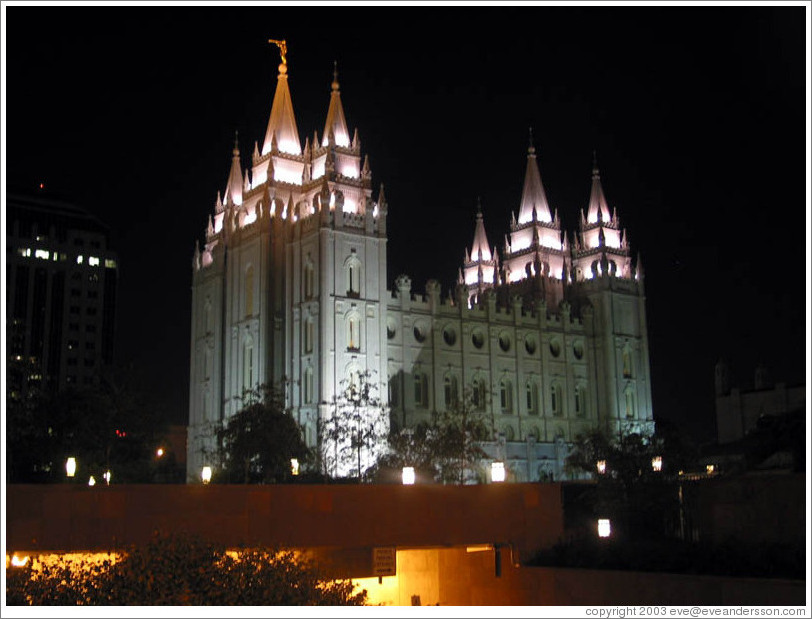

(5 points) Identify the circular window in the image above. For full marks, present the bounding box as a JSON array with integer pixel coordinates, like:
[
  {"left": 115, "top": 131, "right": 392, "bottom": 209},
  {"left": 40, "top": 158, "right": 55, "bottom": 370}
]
[
  {"left": 386, "top": 318, "right": 396, "bottom": 340},
  {"left": 442, "top": 326, "right": 457, "bottom": 346},
  {"left": 573, "top": 340, "right": 584, "bottom": 360},
  {"left": 525, "top": 336, "right": 537, "bottom": 355},
  {"left": 499, "top": 332, "right": 511, "bottom": 352},
  {"left": 414, "top": 324, "right": 426, "bottom": 343},
  {"left": 549, "top": 339, "right": 561, "bottom": 358},
  {"left": 472, "top": 329, "right": 485, "bottom": 349}
]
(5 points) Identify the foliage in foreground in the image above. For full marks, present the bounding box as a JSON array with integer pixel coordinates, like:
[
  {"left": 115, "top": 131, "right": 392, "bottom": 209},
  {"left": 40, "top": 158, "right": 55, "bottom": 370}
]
[{"left": 6, "top": 532, "right": 367, "bottom": 606}]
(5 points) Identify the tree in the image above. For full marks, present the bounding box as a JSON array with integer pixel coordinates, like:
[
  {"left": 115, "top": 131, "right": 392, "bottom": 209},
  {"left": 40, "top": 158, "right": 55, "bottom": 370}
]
[
  {"left": 6, "top": 361, "right": 168, "bottom": 484},
  {"left": 319, "top": 370, "right": 389, "bottom": 481},
  {"left": 565, "top": 425, "right": 697, "bottom": 541},
  {"left": 7, "top": 532, "right": 368, "bottom": 605},
  {"left": 213, "top": 384, "right": 311, "bottom": 484},
  {"left": 377, "top": 385, "right": 493, "bottom": 485}
]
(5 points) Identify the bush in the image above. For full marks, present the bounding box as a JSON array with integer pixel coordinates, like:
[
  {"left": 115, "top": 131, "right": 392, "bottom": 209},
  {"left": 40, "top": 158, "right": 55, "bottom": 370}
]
[{"left": 7, "top": 532, "right": 368, "bottom": 606}]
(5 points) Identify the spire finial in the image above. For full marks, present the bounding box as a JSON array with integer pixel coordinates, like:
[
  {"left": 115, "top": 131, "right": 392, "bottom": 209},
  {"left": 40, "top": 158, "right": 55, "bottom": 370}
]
[
  {"left": 269, "top": 38, "right": 287, "bottom": 73},
  {"left": 592, "top": 149, "right": 600, "bottom": 178},
  {"left": 332, "top": 60, "right": 339, "bottom": 91},
  {"left": 528, "top": 127, "right": 535, "bottom": 155},
  {"left": 233, "top": 130, "right": 240, "bottom": 155},
  {"left": 476, "top": 196, "right": 483, "bottom": 216}
]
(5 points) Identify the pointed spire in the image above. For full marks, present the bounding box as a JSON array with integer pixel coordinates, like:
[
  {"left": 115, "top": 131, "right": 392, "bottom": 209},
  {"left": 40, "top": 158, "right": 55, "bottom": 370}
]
[
  {"left": 215, "top": 190, "right": 223, "bottom": 214},
  {"left": 224, "top": 132, "right": 243, "bottom": 206},
  {"left": 517, "top": 128, "right": 553, "bottom": 224},
  {"left": 262, "top": 47, "right": 301, "bottom": 156},
  {"left": 352, "top": 128, "right": 360, "bottom": 151},
  {"left": 469, "top": 197, "right": 492, "bottom": 262},
  {"left": 377, "top": 183, "right": 386, "bottom": 208},
  {"left": 322, "top": 60, "right": 350, "bottom": 148},
  {"left": 586, "top": 150, "right": 611, "bottom": 224}
]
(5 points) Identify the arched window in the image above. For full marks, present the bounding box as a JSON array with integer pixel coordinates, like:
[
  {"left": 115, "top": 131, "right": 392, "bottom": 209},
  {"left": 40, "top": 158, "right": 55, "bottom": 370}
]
[
  {"left": 622, "top": 344, "right": 633, "bottom": 379},
  {"left": 303, "top": 366, "right": 314, "bottom": 404},
  {"left": 444, "top": 374, "right": 459, "bottom": 409},
  {"left": 625, "top": 388, "right": 636, "bottom": 419},
  {"left": 304, "top": 259, "right": 315, "bottom": 299},
  {"left": 243, "top": 339, "right": 254, "bottom": 393},
  {"left": 245, "top": 265, "right": 255, "bottom": 317},
  {"left": 203, "top": 349, "right": 211, "bottom": 381},
  {"left": 347, "top": 258, "right": 361, "bottom": 298},
  {"left": 471, "top": 378, "right": 486, "bottom": 410},
  {"left": 304, "top": 318, "right": 314, "bottom": 353},
  {"left": 389, "top": 374, "right": 401, "bottom": 408},
  {"left": 525, "top": 380, "right": 538, "bottom": 415},
  {"left": 500, "top": 378, "right": 513, "bottom": 413},
  {"left": 575, "top": 384, "right": 587, "bottom": 418},
  {"left": 551, "top": 383, "right": 562, "bottom": 416},
  {"left": 414, "top": 372, "right": 429, "bottom": 408},
  {"left": 347, "top": 314, "right": 360, "bottom": 351}
]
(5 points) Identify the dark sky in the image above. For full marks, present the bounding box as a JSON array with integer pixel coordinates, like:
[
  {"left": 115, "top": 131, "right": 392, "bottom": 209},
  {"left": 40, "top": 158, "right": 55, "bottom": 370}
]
[{"left": 4, "top": 4, "right": 809, "bottom": 443}]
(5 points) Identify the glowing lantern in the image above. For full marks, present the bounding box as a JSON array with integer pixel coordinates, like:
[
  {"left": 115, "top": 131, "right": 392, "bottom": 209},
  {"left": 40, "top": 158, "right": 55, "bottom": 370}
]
[
  {"left": 290, "top": 458, "right": 300, "bottom": 476},
  {"left": 66, "top": 457, "right": 77, "bottom": 478},
  {"left": 651, "top": 456, "right": 663, "bottom": 472},
  {"left": 491, "top": 461, "right": 506, "bottom": 483},
  {"left": 401, "top": 466, "right": 415, "bottom": 485},
  {"left": 201, "top": 466, "right": 212, "bottom": 484},
  {"left": 88, "top": 476, "right": 96, "bottom": 487},
  {"left": 156, "top": 447, "right": 165, "bottom": 458}
]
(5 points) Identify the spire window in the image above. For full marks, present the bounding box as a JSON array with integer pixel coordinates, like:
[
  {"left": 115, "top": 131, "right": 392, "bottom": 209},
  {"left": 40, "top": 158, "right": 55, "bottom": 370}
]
[
  {"left": 346, "top": 258, "right": 361, "bottom": 298},
  {"left": 551, "top": 383, "right": 563, "bottom": 416},
  {"left": 525, "top": 380, "right": 538, "bottom": 415},
  {"left": 242, "top": 339, "right": 255, "bottom": 394},
  {"left": 303, "top": 366, "right": 314, "bottom": 404},
  {"left": 414, "top": 372, "right": 429, "bottom": 408}
]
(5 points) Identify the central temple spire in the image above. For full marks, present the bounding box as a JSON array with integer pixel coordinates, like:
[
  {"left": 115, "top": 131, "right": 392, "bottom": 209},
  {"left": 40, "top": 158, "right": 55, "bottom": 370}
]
[{"left": 262, "top": 39, "right": 301, "bottom": 156}]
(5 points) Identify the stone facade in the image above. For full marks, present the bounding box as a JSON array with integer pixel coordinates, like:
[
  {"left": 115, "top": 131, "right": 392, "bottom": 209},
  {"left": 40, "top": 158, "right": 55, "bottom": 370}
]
[{"left": 187, "top": 57, "right": 654, "bottom": 482}]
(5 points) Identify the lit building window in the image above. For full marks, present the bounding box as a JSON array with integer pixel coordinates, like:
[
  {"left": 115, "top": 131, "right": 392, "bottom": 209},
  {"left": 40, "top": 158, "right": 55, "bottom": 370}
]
[
  {"left": 347, "top": 315, "right": 360, "bottom": 351},
  {"left": 243, "top": 340, "right": 254, "bottom": 393},
  {"left": 88, "top": 256, "right": 100, "bottom": 266},
  {"left": 76, "top": 255, "right": 84, "bottom": 264},
  {"left": 35, "top": 249, "right": 50, "bottom": 260},
  {"left": 598, "top": 519, "right": 612, "bottom": 538},
  {"left": 104, "top": 258, "right": 117, "bottom": 269},
  {"left": 625, "top": 389, "right": 636, "bottom": 419},
  {"left": 18, "top": 248, "right": 31, "bottom": 257}
]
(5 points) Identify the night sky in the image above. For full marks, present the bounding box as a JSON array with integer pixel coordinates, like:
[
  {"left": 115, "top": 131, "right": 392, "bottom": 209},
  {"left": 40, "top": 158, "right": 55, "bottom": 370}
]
[{"left": 4, "top": 4, "right": 809, "bottom": 443}]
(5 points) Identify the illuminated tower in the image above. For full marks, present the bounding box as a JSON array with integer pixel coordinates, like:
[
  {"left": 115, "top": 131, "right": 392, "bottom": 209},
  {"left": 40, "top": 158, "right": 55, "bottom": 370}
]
[
  {"left": 188, "top": 50, "right": 389, "bottom": 480},
  {"left": 500, "top": 133, "right": 567, "bottom": 309},
  {"left": 459, "top": 199, "right": 498, "bottom": 305},
  {"left": 571, "top": 155, "right": 654, "bottom": 436}
]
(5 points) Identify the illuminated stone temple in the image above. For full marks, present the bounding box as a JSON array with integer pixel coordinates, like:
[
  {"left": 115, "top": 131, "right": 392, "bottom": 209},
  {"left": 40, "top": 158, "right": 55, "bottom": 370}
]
[{"left": 187, "top": 45, "right": 654, "bottom": 482}]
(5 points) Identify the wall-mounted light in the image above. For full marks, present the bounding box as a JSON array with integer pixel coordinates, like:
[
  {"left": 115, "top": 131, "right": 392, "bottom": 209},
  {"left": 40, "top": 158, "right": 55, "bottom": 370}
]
[
  {"left": 401, "top": 466, "right": 415, "bottom": 485},
  {"left": 491, "top": 461, "right": 506, "bottom": 483},
  {"left": 156, "top": 447, "right": 165, "bottom": 458},
  {"left": 706, "top": 464, "right": 715, "bottom": 475},
  {"left": 596, "top": 459, "right": 607, "bottom": 475},
  {"left": 598, "top": 518, "right": 612, "bottom": 538},
  {"left": 201, "top": 466, "right": 212, "bottom": 484},
  {"left": 66, "top": 457, "right": 77, "bottom": 478},
  {"left": 88, "top": 476, "right": 96, "bottom": 487},
  {"left": 290, "top": 458, "right": 300, "bottom": 476},
  {"left": 651, "top": 456, "right": 663, "bottom": 472}
]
